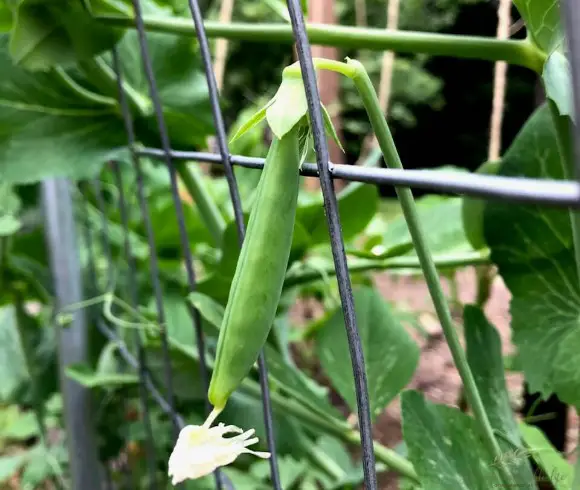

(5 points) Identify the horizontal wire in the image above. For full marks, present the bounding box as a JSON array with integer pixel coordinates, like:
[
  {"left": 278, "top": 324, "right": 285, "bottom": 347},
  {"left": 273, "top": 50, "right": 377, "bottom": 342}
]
[{"left": 137, "top": 147, "right": 580, "bottom": 208}]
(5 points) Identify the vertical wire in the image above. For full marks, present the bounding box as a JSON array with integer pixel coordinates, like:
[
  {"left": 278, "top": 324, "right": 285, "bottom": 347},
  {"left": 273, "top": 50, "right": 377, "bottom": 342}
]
[
  {"left": 111, "top": 164, "right": 160, "bottom": 490},
  {"left": 110, "top": 48, "right": 178, "bottom": 437},
  {"left": 183, "top": 0, "right": 282, "bottom": 486},
  {"left": 285, "top": 0, "right": 378, "bottom": 487},
  {"left": 89, "top": 178, "right": 136, "bottom": 490},
  {"left": 120, "top": 0, "right": 229, "bottom": 486}
]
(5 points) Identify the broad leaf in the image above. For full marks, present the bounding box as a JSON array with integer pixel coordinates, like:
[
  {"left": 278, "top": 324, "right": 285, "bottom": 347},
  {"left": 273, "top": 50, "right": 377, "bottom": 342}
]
[
  {"left": 519, "top": 422, "right": 573, "bottom": 489},
  {"left": 106, "top": 30, "right": 214, "bottom": 148},
  {"left": 8, "top": 0, "right": 126, "bottom": 70},
  {"left": 543, "top": 51, "right": 574, "bottom": 121},
  {"left": 402, "top": 390, "right": 502, "bottom": 489},
  {"left": 464, "top": 305, "right": 536, "bottom": 486},
  {"left": 0, "top": 454, "right": 27, "bottom": 485},
  {"left": 484, "top": 104, "right": 580, "bottom": 406},
  {"left": 315, "top": 286, "right": 419, "bottom": 420},
  {"left": 0, "top": 183, "right": 21, "bottom": 236},
  {"left": 0, "top": 35, "right": 126, "bottom": 184},
  {"left": 0, "top": 306, "right": 28, "bottom": 402},
  {"left": 384, "top": 196, "right": 474, "bottom": 257},
  {"left": 513, "top": 0, "right": 564, "bottom": 53},
  {"left": 297, "top": 181, "right": 378, "bottom": 246}
]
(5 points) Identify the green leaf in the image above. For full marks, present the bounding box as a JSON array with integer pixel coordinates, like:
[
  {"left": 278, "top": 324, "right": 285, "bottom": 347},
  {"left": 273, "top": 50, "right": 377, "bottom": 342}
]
[
  {"left": 266, "top": 73, "right": 308, "bottom": 139},
  {"left": 543, "top": 51, "right": 574, "bottom": 121},
  {"left": 384, "top": 196, "right": 475, "bottom": 257},
  {"left": 0, "top": 453, "right": 27, "bottom": 485},
  {"left": 3, "top": 410, "right": 38, "bottom": 440},
  {"left": 297, "top": 181, "right": 378, "bottom": 246},
  {"left": 402, "top": 390, "right": 503, "bottom": 489},
  {"left": 321, "top": 103, "right": 344, "bottom": 153},
  {"left": 20, "top": 445, "right": 59, "bottom": 489},
  {"left": 188, "top": 291, "right": 226, "bottom": 332},
  {"left": 0, "top": 306, "right": 28, "bottom": 402},
  {"left": 65, "top": 363, "right": 138, "bottom": 389},
  {"left": 144, "top": 339, "right": 206, "bottom": 401},
  {"left": 108, "top": 30, "right": 214, "bottom": 148},
  {"left": 8, "top": 0, "right": 126, "bottom": 71},
  {"left": 0, "top": 35, "right": 126, "bottom": 184},
  {"left": 518, "top": 422, "right": 573, "bottom": 489},
  {"left": 464, "top": 305, "right": 536, "bottom": 485},
  {"left": 0, "top": 183, "right": 21, "bottom": 236},
  {"left": 229, "top": 97, "right": 275, "bottom": 144},
  {"left": 512, "top": 0, "right": 564, "bottom": 53},
  {"left": 157, "top": 291, "right": 195, "bottom": 346},
  {"left": 484, "top": 103, "right": 580, "bottom": 406},
  {"left": 315, "top": 286, "right": 419, "bottom": 420}
]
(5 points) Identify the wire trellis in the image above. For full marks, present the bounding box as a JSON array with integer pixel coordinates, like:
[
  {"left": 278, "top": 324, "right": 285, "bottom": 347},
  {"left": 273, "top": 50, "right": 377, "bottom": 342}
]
[{"left": 38, "top": 0, "right": 580, "bottom": 489}]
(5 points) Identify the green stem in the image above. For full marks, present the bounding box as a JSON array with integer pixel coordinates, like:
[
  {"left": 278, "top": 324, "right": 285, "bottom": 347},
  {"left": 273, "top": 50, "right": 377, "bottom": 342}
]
[
  {"left": 175, "top": 164, "right": 226, "bottom": 246},
  {"left": 96, "top": 15, "right": 545, "bottom": 72},
  {"left": 292, "top": 58, "right": 513, "bottom": 486},
  {"left": 283, "top": 251, "right": 489, "bottom": 289},
  {"left": 52, "top": 67, "right": 117, "bottom": 107},
  {"left": 78, "top": 57, "right": 152, "bottom": 117},
  {"left": 344, "top": 431, "right": 418, "bottom": 484},
  {"left": 239, "top": 381, "right": 420, "bottom": 483}
]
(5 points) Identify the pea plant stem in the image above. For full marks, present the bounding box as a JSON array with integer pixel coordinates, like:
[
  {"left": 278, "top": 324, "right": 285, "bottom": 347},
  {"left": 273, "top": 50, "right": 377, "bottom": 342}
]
[
  {"left": 175, "top": 164, "right": 226, "bottom": 246},
  {"left": 239, "top": 381, "right": 420, "bottom": 483},
  {"left": 283, "top": 250, "right": 489, "bottom": 289},
  {"left": 78, "top": 58, "right": 152, "bottom": 117},
  {"left": 352, "top": 59, "right": 515, "bottom": 487},
  {"left": 285, "top": 58, "right": 514, "bottom": 486},
  {"left": 96, "top": 15, "right": 545, "bottom": 72}
]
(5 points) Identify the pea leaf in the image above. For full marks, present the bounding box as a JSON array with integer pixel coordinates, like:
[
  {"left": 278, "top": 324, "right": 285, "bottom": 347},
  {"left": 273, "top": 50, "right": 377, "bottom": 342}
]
[
  {"left": 0, "top": 454, "right": 28, "bottom": 485},
  {"left": 8, "top": 0, "right": 127, "bottom": 71},
  {"left": 383, "top": 196, "right": 474, "bottom": 257},
  {"left": 484, "top": 104, "right": 580, "bottom": 406},
  {"left": 315, "top": 286, "right": 419, "bottom": 420},
  {"left": 0, "top": 35, "right": 127, "bottom": 184},
  {"left": 518, "top": 422, "right": 573, "bottom": 489},
  {"left": 402, "top": 390, "right": 503, "bottom": 489},
  {"left": 102, "top": 30, "right": 214, "bottom": 148},
  {"left": 0, "top": 306, "right": 28, "bottom": 402},
  {"left": 543, "top": 50, "right": 575, "bottom": 121},
  {"left": 513, "top": 0, "right": 564, "bottom": 53},
  {"left": 297, "top": 181, "right": 378, "bottom": 246},
  {"left": 464, "top": 305, "right": 536, "bottom": 486},
  {"left": 266, "top": 73, "right": 308, "bottom": 139}
]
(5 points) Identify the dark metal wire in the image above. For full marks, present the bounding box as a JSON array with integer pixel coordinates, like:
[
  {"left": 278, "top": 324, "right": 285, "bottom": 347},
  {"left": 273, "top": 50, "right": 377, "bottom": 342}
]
[
  {"left": 111, "top": 47, "right": 178, "bottom": 435},
  {"left": 137, "top": 147, "right": 580, "bottom": 208},
  {"left": 112, "top": 163, "right": 160, "bottom": 490},
  {"left": 182, "top": 0, "right": 283, "bottom": 486},
  {"left": 286, "top": 0, "right": 378, "bottom": 488},
  {"left": 119, "top": 4, "right": 217, "bottom": 485}
]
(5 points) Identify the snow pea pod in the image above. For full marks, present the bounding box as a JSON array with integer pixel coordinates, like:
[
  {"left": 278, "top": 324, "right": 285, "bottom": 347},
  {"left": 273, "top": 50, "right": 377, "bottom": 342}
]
[{"left": 208, "top": 124, "right": 301, "bottom": 410}]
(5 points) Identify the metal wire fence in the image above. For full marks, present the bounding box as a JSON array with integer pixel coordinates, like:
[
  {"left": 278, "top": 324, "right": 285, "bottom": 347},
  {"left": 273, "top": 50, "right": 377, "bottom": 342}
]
[{"left": 38, "top": 0, "right": 580, "bottom": 488}]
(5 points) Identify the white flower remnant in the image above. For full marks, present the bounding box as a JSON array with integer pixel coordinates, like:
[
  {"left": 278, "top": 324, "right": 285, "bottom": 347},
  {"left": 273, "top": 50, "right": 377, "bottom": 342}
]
[{"left": 167, "top": 407, "right": 271, "bottom": 485}]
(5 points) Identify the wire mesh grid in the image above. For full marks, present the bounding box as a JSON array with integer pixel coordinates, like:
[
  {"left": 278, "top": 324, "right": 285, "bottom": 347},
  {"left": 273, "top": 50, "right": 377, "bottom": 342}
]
[{"left": 38, "top": 0, "right": 580, "bottom": 488}]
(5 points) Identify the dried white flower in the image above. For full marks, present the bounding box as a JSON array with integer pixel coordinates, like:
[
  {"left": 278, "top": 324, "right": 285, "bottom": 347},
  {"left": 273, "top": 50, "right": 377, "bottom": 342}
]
[{"left": 168, "top": 407, "right": 270, "bottom": 485}]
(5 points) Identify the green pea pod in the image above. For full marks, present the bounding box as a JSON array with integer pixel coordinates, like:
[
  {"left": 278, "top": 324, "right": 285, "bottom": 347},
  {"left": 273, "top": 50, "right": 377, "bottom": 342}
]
[{"left": 208, "top": 124, "right": 301, "bottom": 410}]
